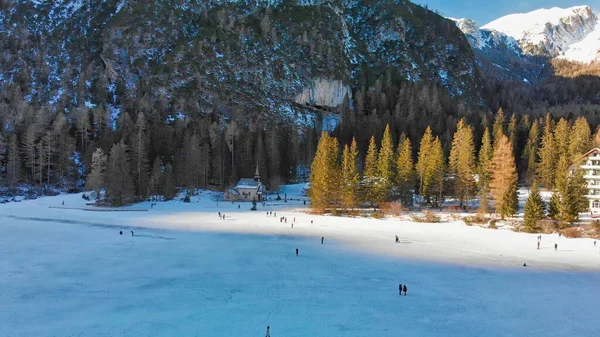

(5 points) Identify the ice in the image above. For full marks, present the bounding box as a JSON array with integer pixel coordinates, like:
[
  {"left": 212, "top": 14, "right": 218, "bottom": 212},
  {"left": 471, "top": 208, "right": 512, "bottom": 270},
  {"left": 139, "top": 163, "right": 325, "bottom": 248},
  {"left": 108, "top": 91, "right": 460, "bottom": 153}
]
[{"left": 1, "top": 186, "right": 599, "bottom": 336}]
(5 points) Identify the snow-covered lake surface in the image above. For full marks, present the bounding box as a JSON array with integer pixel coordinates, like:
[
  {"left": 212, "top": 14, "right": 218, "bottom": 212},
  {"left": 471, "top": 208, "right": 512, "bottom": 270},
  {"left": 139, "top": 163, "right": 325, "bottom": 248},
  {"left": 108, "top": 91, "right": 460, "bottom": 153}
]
[{"left": 1, "top": 186, "right": 600, "bottom": 336}]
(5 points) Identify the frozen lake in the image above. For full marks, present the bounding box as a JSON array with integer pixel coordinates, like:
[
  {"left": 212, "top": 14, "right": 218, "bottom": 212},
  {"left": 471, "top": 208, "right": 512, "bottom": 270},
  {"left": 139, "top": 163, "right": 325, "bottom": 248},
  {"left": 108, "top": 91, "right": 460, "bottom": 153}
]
[{"left": 1, "top": 217, "right": 599, "bottom": 337}]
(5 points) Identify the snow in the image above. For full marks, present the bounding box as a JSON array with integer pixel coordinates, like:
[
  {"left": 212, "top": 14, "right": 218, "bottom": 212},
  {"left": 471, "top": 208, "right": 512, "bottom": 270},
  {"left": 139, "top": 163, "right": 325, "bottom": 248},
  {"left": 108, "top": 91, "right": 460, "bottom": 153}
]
[
  {"left": 482, "top": 6, "right": 593, "bottom": 44},
  {"left": 1, "top": 186, "right": 600, "bottom": 336},
  {"left": 559, "top": 20, "right": 600, "bottom": 63}
]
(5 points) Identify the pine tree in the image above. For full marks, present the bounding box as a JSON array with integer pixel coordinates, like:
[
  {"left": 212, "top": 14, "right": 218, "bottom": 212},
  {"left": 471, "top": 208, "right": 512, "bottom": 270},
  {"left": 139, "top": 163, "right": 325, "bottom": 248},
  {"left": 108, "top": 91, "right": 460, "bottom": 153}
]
[
  {"left": 6, "top": 134, "right": 20, "bottom": 185},
  {"left": 490, "top": 135, "right": 518, "bottom": 219},
  {"left": 554, "top": 118, "right": 570, "bottom": 160},
  {"left": 105, "top": 140, "right": 135, "bottom": 206},
  {"left": 395, "top": 134, "right": 414, "bottom": 207},
  {"left": 362, "top": 135, "right": 379, "bottom": 205},
  {"left": 308, "top": 132, "right": 331, "bottom": 211},
  {"left": 548, "top": 193, "right": 560, "bottom": 220},
  {"left": 21, "top": 126, "right": 37, "bottom": 183},
  {"left": 477, "top": 127, "right": 493, "bottom": 213},
  {"left": 149, "top": 157, "right": 163, "bottom": 200},
  {"left": 430, "top": 137, "right": 446, "bottom": 208},
  {"left": 492, "top": 108, "right": 505, "bottom": 147},
  {"left": 0, "top": 133, "right": 5, "bottom": 182},
  {"left": 522, "top": 120, "right": 540, "bottom": 186},
  {"left": 163, "top": 163, "right": 178, "bottom": 201},
  {"left": 85, "top": 148, "right": 107, "bottom": 199},
  {"left": 569, "top": 117, "right": 591, "bottom": 161},
  {"left": 554, "top": 156, "right": 588, "bottom": 226},
  {"left": 131, "top": 112, "right": 150, "bottom": 198},
  {"left": 508, "top": 113, "right": 518, "bottom": 155},
  {"left": 538, "top": 114, "right": 556, "bottom": 189},
  {"left": 416, "top": 126, "right": 434, "bottom": 200},
  {"left": 341, "top": 139, "right": 360, "bottom": 210},
  {"left": 523, "top": 182, "right": 544, "bottom": 232},
  {"left": 449, "top": 119, "right": 476, "bottom": 207},
  {"left": 308, "top": 132, "right": 340, "bottom": 210},
  {"left": 376, "top": 125, "right": 395, "bottom": 202}
]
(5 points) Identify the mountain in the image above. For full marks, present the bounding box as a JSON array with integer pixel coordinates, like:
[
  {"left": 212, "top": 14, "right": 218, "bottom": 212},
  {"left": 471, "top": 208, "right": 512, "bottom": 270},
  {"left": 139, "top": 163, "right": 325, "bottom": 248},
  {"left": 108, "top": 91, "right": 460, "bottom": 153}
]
[
  {"left": 0, "top": 0, "right": 480, "bottom": 127},
  {"left": 483, "top": 6, "right": 599, "bottom": 61},
  {"left": 451, "top": 5, "right": 600, "bottom": 83},
  {"left": 0, "top": 0, "right": 484, "bottom": 191}
]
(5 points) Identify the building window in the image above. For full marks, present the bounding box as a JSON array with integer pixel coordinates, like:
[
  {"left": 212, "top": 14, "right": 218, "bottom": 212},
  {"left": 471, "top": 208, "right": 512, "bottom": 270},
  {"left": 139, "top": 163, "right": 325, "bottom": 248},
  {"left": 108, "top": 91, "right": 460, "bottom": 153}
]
[{"left": 593, "top": 201, "right": 600, "bottom": 209}]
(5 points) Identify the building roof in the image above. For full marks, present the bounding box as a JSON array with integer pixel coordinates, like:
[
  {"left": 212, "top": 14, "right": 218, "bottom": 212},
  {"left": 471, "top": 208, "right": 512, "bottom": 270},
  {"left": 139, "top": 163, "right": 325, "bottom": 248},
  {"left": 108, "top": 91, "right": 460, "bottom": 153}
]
[{"left": 235, "top": 178, "right": 261, "bottom": 189}]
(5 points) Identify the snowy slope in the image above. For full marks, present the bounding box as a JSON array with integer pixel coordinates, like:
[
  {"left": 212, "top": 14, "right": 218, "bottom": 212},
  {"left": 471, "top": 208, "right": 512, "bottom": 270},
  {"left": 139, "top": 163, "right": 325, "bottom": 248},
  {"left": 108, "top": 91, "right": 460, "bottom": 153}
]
[
  {"left": 481, "top": 5, "right": 600, "bottom": 62},
  {"left": 559, "top": 20, "right": 600, "bottom": 63}
]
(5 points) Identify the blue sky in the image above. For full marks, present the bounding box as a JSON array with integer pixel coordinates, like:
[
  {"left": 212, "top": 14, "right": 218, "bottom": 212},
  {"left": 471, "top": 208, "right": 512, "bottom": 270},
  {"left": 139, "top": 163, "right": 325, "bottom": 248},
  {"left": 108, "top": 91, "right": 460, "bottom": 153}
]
[{"left": 412, "top": 1, "right": 600, "bottom": 25}]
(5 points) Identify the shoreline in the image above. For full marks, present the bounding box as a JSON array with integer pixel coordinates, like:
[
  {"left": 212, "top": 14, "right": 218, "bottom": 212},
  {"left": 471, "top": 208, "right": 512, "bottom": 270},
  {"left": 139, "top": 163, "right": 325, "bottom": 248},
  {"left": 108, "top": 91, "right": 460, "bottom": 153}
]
[{"left": 3, "top": 192, "right": 600, "bottom": 272}]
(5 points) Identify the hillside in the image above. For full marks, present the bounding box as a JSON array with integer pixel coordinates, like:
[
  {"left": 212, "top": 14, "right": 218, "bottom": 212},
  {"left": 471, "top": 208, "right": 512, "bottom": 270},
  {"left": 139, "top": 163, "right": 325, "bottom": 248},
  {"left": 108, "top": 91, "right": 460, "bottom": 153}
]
[{"left": 0, "top": 0, "right": 484, "bottom": 192}]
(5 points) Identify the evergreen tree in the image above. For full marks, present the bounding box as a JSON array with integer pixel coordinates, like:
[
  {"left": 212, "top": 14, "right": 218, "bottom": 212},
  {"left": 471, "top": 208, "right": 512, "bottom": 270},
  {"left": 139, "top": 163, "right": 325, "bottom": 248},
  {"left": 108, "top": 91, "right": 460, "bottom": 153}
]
[
  {"left": 6, "top": 134, "right": 20, "bottom": 185},
  {"left": 395, "top": 134, "right": 414, "bottom": 207},
  {"left": 105, "top": 140, "right": 135, "bottom": 206},
  {"left": 548, "top": 193, "right": 560, "bottom": 220},
  {"left": 449, "top": 119, "right": 476, "bottom": 207},
  {"left": 508, "top": 113, "right": 518, "bottom": 155},
  {"left": 554, "top": 118, "right": 570, "bottom": 160},
  {"left": 554, "top": 156, "right": 588, "bottom": 226},
  {"left": 377, "top": 125, "right": 395, "bottom": 202},
  {"left": 308, "top": 132, "right": 331, "bottom": 211},
  {"left": 149, "top": 157, "right": 163, "bottom": 200},
  {"left": 163, "top": 163, "right": 178, "bottom": 201},
  {"left": 131, "top": 112, "right": 150, "bottom": 198},
  {"left": 21, "top": 126, "right": 37, "bottom": 182},
  {"left": 523, "top": 182, "right": 544, "bottom": 232},
  {"left": 416, "top": 126, "right": 434, "bottom": 200},
  {"left": 430, "top": 136, "right": 446, "bottom": 208},
  {"left": 341, "top": 138, "right": 360, "bottom": 210},
  {"left": 308, "top": 132, "right": 340, "bottom": 210},
  {"left": 492, "top": 108, "right": 505, "bottom": 147},
  {"left": 522, "top": 120, "right": 540, "bottom": 186},
  {"left": 85, "top": 148, "right": 107, "bottom": 199},
  {"left": 569, "top": 117, "right": 592, "bottom": 161},
  {"left": 477, "top": 127, "right": 493, "bottom": 213},
  {"left": 490, "top": 135, "right": 518, "bottom": 219},
  {"left": 0, "top": 133, "right": 5, "bottom": 182},
  {"left": 538, "top": 114, "right": 556, "bottom": 189},
  {"left": 362, "top": 135, "right": 379, "bottom": 205}
]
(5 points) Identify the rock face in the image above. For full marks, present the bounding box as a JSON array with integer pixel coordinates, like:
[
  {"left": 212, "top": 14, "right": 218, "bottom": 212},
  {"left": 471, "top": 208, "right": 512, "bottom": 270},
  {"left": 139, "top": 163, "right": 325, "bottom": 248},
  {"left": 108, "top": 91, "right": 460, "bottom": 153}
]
[
  {"left": 294, "top": 79, "right": 351, "bottom": 108},
  {"left": 451, "top": 6, "right": 600, "bottom": 84},
  {"left": 0, "top": 0, "right": 481, "bottom": 126}
]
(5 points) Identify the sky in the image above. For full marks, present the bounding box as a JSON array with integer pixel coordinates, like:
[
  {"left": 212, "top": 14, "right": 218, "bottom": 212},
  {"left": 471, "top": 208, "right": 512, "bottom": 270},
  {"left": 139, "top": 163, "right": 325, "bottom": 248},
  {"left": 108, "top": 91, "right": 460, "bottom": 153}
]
[{"left": 412, "top": 0, "right": 600, "bottom": 25}]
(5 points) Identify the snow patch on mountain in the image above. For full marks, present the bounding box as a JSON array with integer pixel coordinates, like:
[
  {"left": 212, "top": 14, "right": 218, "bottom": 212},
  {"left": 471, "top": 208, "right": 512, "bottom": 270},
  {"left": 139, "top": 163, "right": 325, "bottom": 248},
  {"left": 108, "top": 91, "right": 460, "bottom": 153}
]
[
  {"left": 558, "top": 20, "right": 600, "bottom": 63},
  {"left": 482, "top": 6, "right": 598, "bottom": 60},
  {"left": 483, "top": 6, "right": 593, "bottom": 43}
]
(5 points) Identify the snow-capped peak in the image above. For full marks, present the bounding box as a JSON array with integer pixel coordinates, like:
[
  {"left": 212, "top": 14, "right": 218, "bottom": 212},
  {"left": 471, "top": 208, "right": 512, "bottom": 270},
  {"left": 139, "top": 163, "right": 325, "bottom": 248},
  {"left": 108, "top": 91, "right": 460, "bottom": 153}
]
[
  {"left": 481, "top": 5, "right": 598, "bottom": 59},
  {"left": 482, "top": 6, "right": 594, "bottom": 42}
]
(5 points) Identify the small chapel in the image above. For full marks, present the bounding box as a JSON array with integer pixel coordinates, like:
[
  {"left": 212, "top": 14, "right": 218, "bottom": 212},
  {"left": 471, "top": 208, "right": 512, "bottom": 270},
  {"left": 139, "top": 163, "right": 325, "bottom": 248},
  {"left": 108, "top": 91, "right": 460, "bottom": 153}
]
[{"left": 224, "top": 165, "right": 265, "bottom": 202}]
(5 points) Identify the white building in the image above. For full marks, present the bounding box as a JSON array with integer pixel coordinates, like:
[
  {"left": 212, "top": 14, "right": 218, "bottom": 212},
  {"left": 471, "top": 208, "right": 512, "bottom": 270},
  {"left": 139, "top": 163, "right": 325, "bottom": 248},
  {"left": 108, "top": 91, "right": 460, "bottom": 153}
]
[
  {"left": 223, "top": 165, "right": 264, "bottom": 202},
  {"left": 576, "top": 148, "right": 600, "bottom": 214}
]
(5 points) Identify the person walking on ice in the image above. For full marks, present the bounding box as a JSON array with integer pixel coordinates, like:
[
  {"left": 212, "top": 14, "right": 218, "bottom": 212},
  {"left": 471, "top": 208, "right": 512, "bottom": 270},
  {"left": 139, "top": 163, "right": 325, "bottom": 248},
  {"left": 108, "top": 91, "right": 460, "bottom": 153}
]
[
  {"left": 395, "top": 235, "right": 400, "bottom": 243},
  {"left": 537, "top": 241, "right": 540, "bottom": 250},
  {"left": 131, "top": 230, "right": 134, "bottom": 237},
  {"left": 296, "top": 248, "right": 299, "bottom": 256},
  {"left": 265, "top": 325, "right": 270, "bottom": 337},
  {"left": 554, "top": 243, "right": 558, "bottom": 251},
  {"left": 399, "top": 283, "right": 402, "bottom": 295},
  {"left": 403, "top": 284, "right": 407, "bottom": 296},
  {"left": 321, "top": 237, "right": 324, "bottom": 244}
]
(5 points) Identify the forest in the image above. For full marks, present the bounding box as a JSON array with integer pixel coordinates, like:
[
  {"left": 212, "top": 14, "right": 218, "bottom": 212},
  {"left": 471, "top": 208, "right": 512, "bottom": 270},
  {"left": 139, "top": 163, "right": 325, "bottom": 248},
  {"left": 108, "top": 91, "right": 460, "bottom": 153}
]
[{"left": 309, "top": 111, "right": 593, "bottom": 232}]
